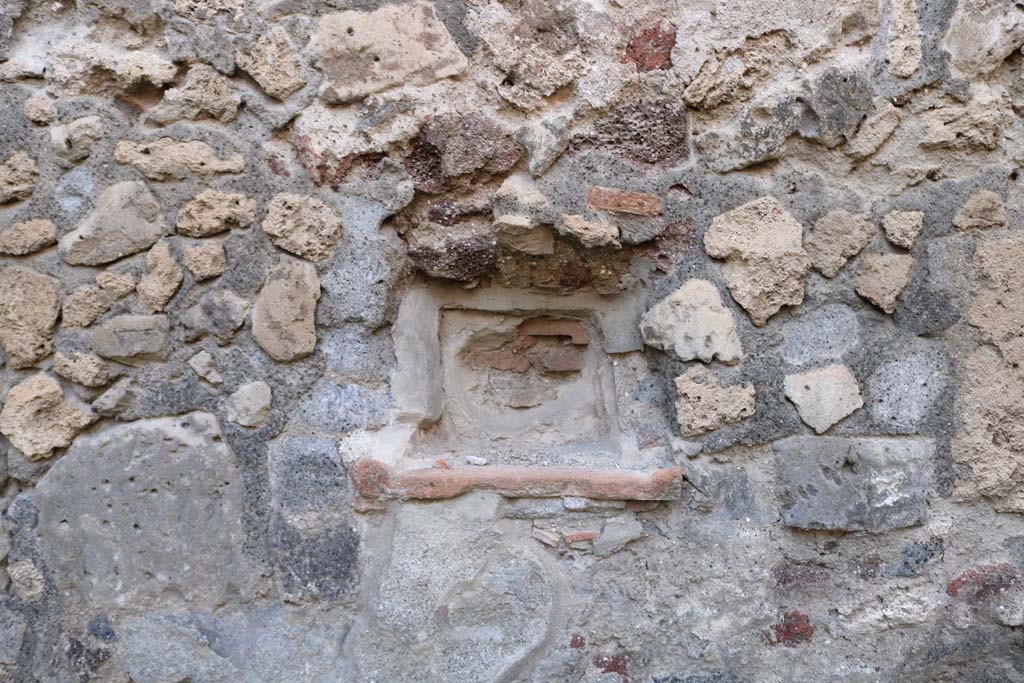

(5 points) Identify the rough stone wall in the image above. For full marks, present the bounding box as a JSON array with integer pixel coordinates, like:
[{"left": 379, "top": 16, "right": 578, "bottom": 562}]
[{"left": 0, "top": 0, "right": 1023, "bottom": 680}]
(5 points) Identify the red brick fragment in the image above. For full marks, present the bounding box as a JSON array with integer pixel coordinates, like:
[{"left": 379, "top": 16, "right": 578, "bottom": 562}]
[
  {"left": 589, "top": 186, "right": 663, "bottom": 216},
  {"left": 594, "top": 653, "right": 629, "bottom": 681},
  {"left": 623, "top": 20, "right": 676, "bottom": 72},
  {"left": 763, "top": 610, "right": 815, "bottom": 647},
  {"left": 563, "top": 530, "right": 599, "bottom": 544},
  {"left": 351, "top": 459, "right": 685, "bottom": 503},
  {"left": 570, "top": 634, "right": 586, "bottom": 649}
]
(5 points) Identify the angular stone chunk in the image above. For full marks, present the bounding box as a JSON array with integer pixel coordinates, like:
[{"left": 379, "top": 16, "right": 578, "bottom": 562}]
[
  {"left": 176, "top": 189, "right": 256, "bottom": 237},
  {"left": 136, "top": 240, "right": 183, "bottom": 312},
  {"left": 252, "top": 259, "right": 320, "bottom": 362},
  {"left": 91, "top": 314, "right": 170, "bottom": 364},
  {"left": 148, "top": 64, "right": 241, "bottom": 124},
  {"left": 0, "top": 218, "right": 57, "bottom": 255},
  {"left": 773, "top": 436, "right": 930, "bottom": 532},
  {"left": 704, "top": 196, "right": 809, "bottom": 326},
  {"left": 92, "top": 377, "right": 140, "bottom": 417},
  {"left": 114, "top": 138, "right": 245, "bottom": 180},
  {"left": 784, "top": 364, "right": 863, "bottom": 434},
  {"left": 310, "top": 1, "right": 467, "bottom": 104},
  {"left": 50, "top": 115, "right": 104, "bottom": 161},
  {"left": 34, "top": 412, "right": 262, "bottom": 607},
  {"left": 62, "top": 272, "right": 135, "bottom": 328},
  {"left": 53, "top": 351, "right": 110, "bottom": 387},
  {"left": 846, "top": 104, "right": 900, "bottom": 159},
  {"left": 639, "top": 279, "right": 743, "bottom": 364},
  {"left": 889, "top": 0, "right": 922, "bottom": 78},
  {"left": 182, "top": 289, "right": 250, "bottom": 344},
  {"left": 0, "top": 374, "right": 95, "bottom": 459},
  {"left": 188, "top": 350, "right": 222, "bottom": 385},
  {"left": 674, "top": 366, "right": 755, "bottom": 437},
  {"left": 806, "top": 209, "right": 875, "bottom": 277},
  {"left": 953, "top": 190, "right": 1007, "bottom": 231},
  {"left": 882, "top": 210, "right": 924, "bottom": 249},
  {"left": 557, "top": 214, "right": 620, "bottom": 249},
  {"left": 183, "top": 240, "right": 226, "bottom": 280},
  {"left": 235, "top": 27, "right": 306, "bottom": 100},
  {"left": 404, "top": 113, "right": 521, "bottom": 193},
  {"left": 226, "top": 381, "right": 271, "bottom": 428},
  {"left": 855, "top": 253, "right": 913, "bottom": 314},
  {"left": 0, "top": 151, "right": 37, "bottom": 204},
  {"left": 593, "top": 512, "right": 645, "bottom": 557},
  {"left": 0, "top": 266, "right": 60, "bottom": 368},
  {"left": 45, "top": 40, "right": 176, "bottom": 94},
  {"left": 262, "top": 193, "right": 343, "bottom": 261},
  {"left": 59, "top": 181, "right": 168, "bottom": 266},
  {"left": 968, "top": 235, "right": 1024, "bottom": 366}
]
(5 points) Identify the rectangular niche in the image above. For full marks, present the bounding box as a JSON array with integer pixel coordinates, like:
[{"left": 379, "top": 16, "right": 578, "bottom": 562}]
[{"left": 351, "top": 283, "right": 683, "bottom": 506}]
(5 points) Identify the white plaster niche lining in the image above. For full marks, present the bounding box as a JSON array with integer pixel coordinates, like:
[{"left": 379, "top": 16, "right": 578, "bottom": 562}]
[{"left": 349, "top": 283, "right": 684, "bottom": 507}]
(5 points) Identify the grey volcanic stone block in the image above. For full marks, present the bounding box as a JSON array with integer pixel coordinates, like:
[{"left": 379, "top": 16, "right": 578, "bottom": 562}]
[
  {"left": 773, "top": 436, "right": 931, "bottom": 532},
  {"left": 34, "top": 412, "right": 263, "bottom": 609}
]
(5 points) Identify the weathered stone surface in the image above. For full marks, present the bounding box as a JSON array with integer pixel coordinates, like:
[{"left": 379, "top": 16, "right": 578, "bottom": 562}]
[
  {"left": 0, "top": 218, "right": 57, "bottom": 255},
  {"left": 91, "top": 314, "right": 170, "bottom": 364},
  {"left": 46, "top": 40, "right": 176, "bottom": 94},
  {"left": 62, "top": 271, "right": 135, "bottom": 327},
  {"left": 943, "top": 0, "right": 1024, "bottom": 77},
  {"left": 408, "top": 224, "right": 498, "bottom": 282},
  {"left": 34, "top": 412, "right": 262, "bottom": 607},
  {"left": 404, "top": 113, "right": 521, "bottom": 193},
  {"left": 181, "top": 289, "right": 250, "bottom": 344},
  {"left": 780, "top": 304, "right": 860, "bottom": 367},
  {"left": 845, "top": 103, "right": 900, "bottom": 159},
  {"left": 235, "top": 27, "right": 306, "bottom": 100},
  {"left": 578, "top": 100, "right": 689, "bottom": 165},
  {"left": 704, "top": 196, "right": 810, "bottom": 325},
  {"left": 252, "top": 259, "right": 319, "bottom": 361},
  {"left": 7, "top": 560, "right": 43, "bottom": 602},
  {"left": 882, "top": 210, "right": 924, "bottom": 250},
  {"left": 920, "top": 94, "right": 1004, "bottom": 151},
  {"left": 310, "top": 1, "right": 467, "bottom": 104},
  {"left": 0, "top": 266, "right": 60, "bottom": 368},
  {"left": 0, "top": 151, "right": 37, "bottom": 204},
  {"left": 114, "top": 138, "right": 245, "bottom": 180},
  {"left": 640, "top": 279, "right": 743, "bottom": 364},
  {"left": 262, "top": 193, "right": 343, "bottom": 261},
  {"left": 868, "top": 343, "right": 948, "bottom": 432},
  {"left": 92, "top": 376, "right": 140, "bottom": 416},
  {"left": 148, "top": 64, "right": 241, "bottom": 124},
  {"left": 0, "top": 374, "right": 95, "bottom": 459},
  {"left": 806, "top": 209, "right": 875, "bottom": 278},
  {"left": 59, "top": 181, "right": 168, "bottom": 266},
  {"left": 674, "top": 366, "right": 755, "bottom": 437},
  {"left": 773, "top": 436, "right": 930, "bottom": 532},
  {"left": 137, "top": 240, "right": 183, "bottom": 312},
  {"left": 50, "top": 115, "right": 104, "bottom": 161},
  {"left": 177, "top": 189, "right": 256, "bottom": 237},
  {"left": 854, "top": 253, "right": 913, "bottom": 314},
  {"left": 226, "top": 381, "right": 271, "bottom": 428},
  {"left": 519, "top": 115, "right": 569, "bottom": 177},
  {"left": 888, "top": 0, "right": 922, "bottom": 78},
  {"left": 784, "top": 364, "right": 863, "bottom": 434},
  {"left": 54, "top": 351, "right": 110, "bottom": 387},
  {"left": 593, "top": 512, "right": 645, "bottom": 557},
  {"left": 968, "top": 235, "right": 1024, "bottom": 366},
  {"left": 0, "top": 605, "right": 25, "bottom": 674},
  {"left": 183, "top": 240, "right": 226, "bottom": 280},
  {"left": 953, "top": 190, "right": 1006, "bottom": 231},
  {"left": 188, "top": 350, "right": 222, "bottom": 385},
  {"left": 22, "top": 92, "right": 55, "bottom": 124},
  {"left": 558, "top": 214, "right": 620, "bottom": 249}
]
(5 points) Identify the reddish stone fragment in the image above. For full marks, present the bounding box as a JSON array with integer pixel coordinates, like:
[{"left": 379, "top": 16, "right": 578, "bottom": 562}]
[
  {"left": 763, "top": 610, "right": 815, "bottom": 647},
  {"left": 570, "top": 634, "right": 586, "bottom": 649},
  {"left": 351, "top": 458, "right": 685, "bottom": 503},
  {"left": 947, "top": 563, "right": 1019, "bottom": 603},
  {"left": 623, "top": 20, "right": 676, "bottom": 72},
  {"left": 594, "top": 653, "right": 628, "bottom": 681},
  {"left": 589, "top": 186, "right": 663, "bottom": 216}
]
